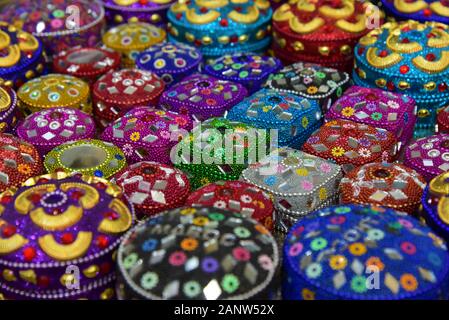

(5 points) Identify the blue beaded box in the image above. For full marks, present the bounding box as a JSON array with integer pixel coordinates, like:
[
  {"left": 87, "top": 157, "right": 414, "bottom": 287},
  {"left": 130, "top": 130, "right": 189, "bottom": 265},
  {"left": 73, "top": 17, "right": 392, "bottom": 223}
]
[
  {"left": 381, "top": 0, "right": 449, "bottom": 24},
  {"left": 226, "top": 88, "right": 322, "bottom": 148},
  {"left": 136, "top": 42, "right": 203, "bottom": 87},
  {"left": 283, "top": 204, "right": 449, "bottom": 300},
  {"left": 204, "top": 53, "right": 282, "bottom": 94},
  {"left": 353, "top": 20, "right": 449, "bottom": 133},
  {"left": 166, "top": 0, "right": 272, "bottom": 60}
]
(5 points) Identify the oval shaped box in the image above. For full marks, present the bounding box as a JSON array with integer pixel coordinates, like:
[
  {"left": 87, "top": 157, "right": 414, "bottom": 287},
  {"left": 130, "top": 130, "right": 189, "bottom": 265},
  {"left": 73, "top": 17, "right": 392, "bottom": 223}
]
[
  {"left": 159, "top": 73, "right": 248, "bottom": 122},
  {"left": 0, "top": 22, "right": 46, "bottom": 89},
  {"left": 100, "top": 107, "right": 192, "bottom": 165},
  {"left": 113, "top": 161, "right": 190, "bottom": 219},
  {"left": 272, "top": 0, "right": 382, "bottom": 72},
  {"left": 136, "top": 42, "right": 203, "bottom": 87},
  {"left": 116, "top": 206, "right": 279, "bottom": 300},
  {"left": 241, "top": 147, "right": 342, "bottom": 233},
  {"left": 17, "top": 107, "right": 96, "bottom": 156},
  {"left": 226, "top": 88, "right": 322, "bottom": 148},
  {"left": 166, "top": 0, "right": 273, "bottom": 60},
  {"left": 0, "top": 133, "right": 42, "bottom": 193},
  {"left": 103, "top": 22, "right": 166, "bottom": 68},
  {"left": 266, "top": 62, "right": 351, "bottom": 114},
  {"left": 0, "top": 0, "right": 106, "bottom": 58},
  {"left": 17, "top": 74, "right": 92, "bottom": 116},
  {"left": 422, "top": 172, "right": 449, "bottom": 243},
  {"left": 353, "top": 21, "right": 449, "bottom": 132},
  {"left": 302, "top": 119, "right": 398, "bottom": 174},
  {"left": 93, "top": 69, "right": 165, "bottom": 128},
  {"left": 437, "top": 105, "right": 449, "bottom": 133},
  {"left": 404, "top": 133, "right": 449, "bottom": 181},
  {"left": 283, "top": 204, "right": 449, "bottom": 300},
  {"left": 340, "top": 162, "right": 426, "bottom": 215},
  {"left": 186, "top": 180, "right": 274, "bottom": 231},
  {"left": 325, "top": 86, "right": 416, "bottom": 151},
  {"left": 381, "top": 0, "right": 449, "bottom": 24},
  {"left": 44, "top": 139, "right": 127, "bottom": 179},
  {"left": 0, "top": 86, "right": 19, "bottom": 133},
  {"left": 204, "top": 53, "right": 282, "bottom": 94},
  {"left": 101, "top": 0, "right": 176, "bottom": 27},
  {"left": 53, "top": 47, "right": 121, "bottom": 86},
  {"left": 0, "top": 172, "right": 134, "bottom": 299}
]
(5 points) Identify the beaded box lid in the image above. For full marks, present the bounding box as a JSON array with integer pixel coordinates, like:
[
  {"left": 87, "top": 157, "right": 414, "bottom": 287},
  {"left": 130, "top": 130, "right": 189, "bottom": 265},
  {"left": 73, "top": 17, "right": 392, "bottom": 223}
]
[
  {"left": 160, "top": 73, "right": 247, "bottom": 122},
  {"left": 283, "top": 204, "right": 449, "bottom": 300},
  {"left": 17, "top": 107, "right": 96, "bottom": 156},
  {"left": 186, "top": 180, "right": 274, "bottom": 231},
  {"left": 302, "top": 119, "right": 398, "bottom": 173},
  {"left": 0, "top": 86, "right": 18, "bottom": 133},
  {"left": 340, "top": 162, "right": 426, "bottom": 214},
  {"left": 44, "top": 139, "right": 127, "bottom": 179},
  {"left": 114, "top": 161, "right": 190, "bottom": 219},
  {"left": 437, "top": 105, "right": 449, "bottom": 133},
  {"left": 0, "top": 172, "right": 134, "bottom": 295},
  {"left": 166, "top": 0, "right": 273, "bottom": 59},
  {"left": 136, "top": 42, "right": 203, "bottom": 87},
  {"left": 0, "top": 133, "right": 42, "bottom": 193},
  {"left": 101, "top": 107, "right": 192, "bottom": 165},
  {"left": 404, "top": 134, "right": 449, "bottom": 181},
  {"left": 381, "top": 0, "right": 449, "bottom": 24},
  {"left": 116, "top": 206, "right": 279, "bottom": 300},
  {"left": 226, "top": 88, "right": 322, "bottom": 148},
  {"left": 204, "top": 53, "right": 282, "bottom": 94}
]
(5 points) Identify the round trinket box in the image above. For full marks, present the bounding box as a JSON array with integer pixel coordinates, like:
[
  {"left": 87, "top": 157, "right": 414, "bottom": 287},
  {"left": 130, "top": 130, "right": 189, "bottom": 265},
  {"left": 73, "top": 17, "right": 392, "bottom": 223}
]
[
  {"left": 0, "top": 133, "right": 42, "bottom": 193},
  {"left": 226, "top": 88, "right": 322, "bottom": 148},
  {"left": 159, "top": 73, "right": 248, "bottom": 122},
  {"left": 17, "top": 107, "right": 96, "bottom": 156},
  {"left": 136, "top": 42, "right": 202, "bottom": 87},
  {"left": 100, "top": 107, "right": 192, "bottom": 165},
  {"left": 116, "top": 206, "right": 279, "bottom": 300},
  {"left": 272, "top": 0, "right": 382, "bottom": 72},
  {"left": 166, "top": 0, "right": 273, "bottom": 60},
  {"left": 283, "top": 204, "right": 449, "bottom": 300},
  {"left": 340, "top": 162, "right": 426, "bottom": 215},
  {"left": 186, "top": 180, "right": 275, "bottom": 231},
  {"left": 404, "top": 133, "right": 449, "bottom": 181},
  {"left": 102, "top": 22, "right": 166, "bottom": 68},
  {"left": 353, "top": 20, "right": 449, "bottom": 132},
  {"left": 0, "top": 86, "right": 19, "bottom": 134},
  {"left": 437, "top": 106, "right": 449, "bottom": 133},
  {"left": 302, "top": 119, "right": 398, "bottom": 174},
  {"left": 0, "top": 172, "right": 134, "bottom": 300},
  {"left": 325, "top": 86, "right": 417, "bottom": 152},
  {"left": 17, "top": 74, "right": 92, "bottom": 116},
  {"left": 422, "top": 172, "right": 449, "bottom": 243},
  {"left": 174, "top": 117, "right": 265, "bottom": 189},
  {"left": 0, "top": 22, "right": 46, "bottom": 89},
  {"left": 53, "top": 47, "right": 121, "bottom": 85},
  {"left": 92, "top": 69, "right": 165, "bottom": 128},
  {"left": 0, "top": 0, "right": 106, "bottom": 58},
  {"left": 101, "top": 0, "right": 176, "bottom": 27},
  {"left": 44, "top": 139, "right": 127, "bottom": 179},
  {"left": 241, "top": 147, "right": 342, "bottom": 233},
  {"left": 204, "top": 53, "right": 282, "bottom": 94},
  {"left": 381, "top": 0, "right": 449, "bottom": 24},
  {"left": 113, "top": 161, "right": 190, "bottom": 219},
  {"left": 266, "top": 62, "right": 351, "bottom": 114}
]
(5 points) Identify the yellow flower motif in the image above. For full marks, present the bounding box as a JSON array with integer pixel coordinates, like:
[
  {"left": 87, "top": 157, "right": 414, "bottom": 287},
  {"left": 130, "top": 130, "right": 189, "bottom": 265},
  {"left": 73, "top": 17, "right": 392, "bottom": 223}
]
[
  {"left": 307, "top": 86, "right": 318, "bottom": 94},
  {"left": 348, "top": 242, "right": 367, "bottom": 256},
  {"left": 180, "top": 208, "right": 196, "bottom": 215},
  {"left": 262, "top": 106, "right": 272, "bottom": 112},
  {"left": 19, "top": 144, "right": 34, "bottom": 154},
  {"left": 17, "top": 164, "right": 32, "bottom": 175},
  {"left": 130, "top": 132, "right": 140, "bottom": 142},
  {"left": 193, "top": 216, "right": 209, "bottom": 226},
  {"left": 341, "top": 107, "right": 355, "bottom": 117},
  {"left": 331, "top": 146, "right": 345, "bottom": 157},
  {"left": 329, "top": 255, "right": 348, "bottom": 270},
  {"left": 296, "top": 168, "right": 308, "bottom": 176},
  {"left": 302, "top": 116, "right": 309, "bottom": 128},
  {"left": 155, "top": 110, "right": 166, "bottom": 116},
  {"left": 319, "top": 187, "right": 327, "bottom": 201},
  {"left": 302, "top": 288, "right": 315, "bottom": 300},
  {"left": 200, "top": 177, "right": 210, "bottom": 185}
]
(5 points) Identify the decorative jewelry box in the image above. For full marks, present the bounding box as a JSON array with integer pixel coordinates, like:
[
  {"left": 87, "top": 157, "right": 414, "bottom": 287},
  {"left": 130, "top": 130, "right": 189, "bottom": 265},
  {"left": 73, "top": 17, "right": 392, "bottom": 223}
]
[{"left": 381, "top": 0, "right": 449, "bottom": 24}]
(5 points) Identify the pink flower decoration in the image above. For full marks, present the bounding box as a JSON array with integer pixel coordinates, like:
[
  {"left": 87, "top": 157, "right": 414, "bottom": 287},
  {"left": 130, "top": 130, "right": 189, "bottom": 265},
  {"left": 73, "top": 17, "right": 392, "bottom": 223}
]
[{"left": 301, "top": 180, "right": 314, "bottom": 191}]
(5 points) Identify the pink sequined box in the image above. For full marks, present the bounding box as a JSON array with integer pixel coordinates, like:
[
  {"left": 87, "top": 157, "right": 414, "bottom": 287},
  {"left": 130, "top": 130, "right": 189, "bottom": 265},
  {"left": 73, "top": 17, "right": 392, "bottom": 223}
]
[{"left": 325, "top": 86, "right": 416, "bottom": 151}]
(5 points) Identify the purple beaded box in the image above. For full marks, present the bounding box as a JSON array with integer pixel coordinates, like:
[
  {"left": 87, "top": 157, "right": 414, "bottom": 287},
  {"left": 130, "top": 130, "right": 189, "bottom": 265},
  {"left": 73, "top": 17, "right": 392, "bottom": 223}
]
[
  {"left": 325, "top": 86, "right": 417, "bottom": 151},
  {"left": 0, "top": 86, "right": 19, "bottom": 134},
  {"left": 159, "top": 73, "right": 248, "bottom": 122},
  {"left": 17, "top": 107, "right": 96, "bottom": 156},
  {"left": 101, "top": 0, "right": 175, "bottom": 27},
  {"left": 100, "top": 107, "right": 193, "bottom": 164},
  {"left": 405, "top": 134, "right": 449, "bottom": 181},
  {"left": 204, "top": 53, "right": 282, "bottom": 94},
  {"left": 0, "top": 172, "right": 134, "bottom": 300},
  {"left": 136, "top": 42, "right": 203, "bottom": 87}
]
